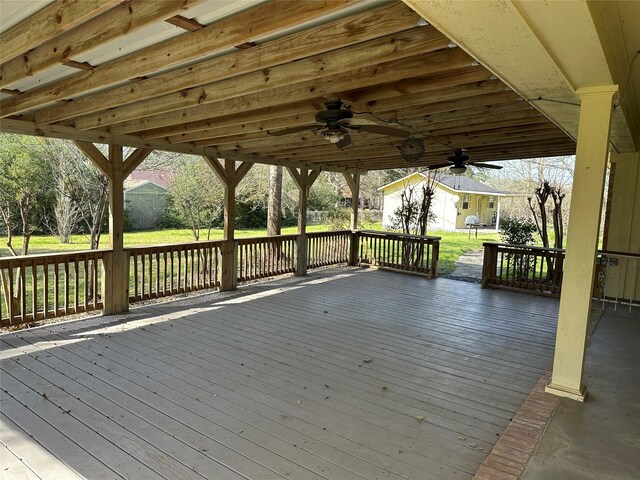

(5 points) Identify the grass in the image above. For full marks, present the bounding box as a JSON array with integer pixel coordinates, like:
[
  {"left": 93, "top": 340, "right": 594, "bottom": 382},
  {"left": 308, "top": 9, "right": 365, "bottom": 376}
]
[
  {"left": 1, "top": 225, "right": 501, "bottom": 276},
  {"left": 2, "top": 224, "right": 334, "bottom": 256}
]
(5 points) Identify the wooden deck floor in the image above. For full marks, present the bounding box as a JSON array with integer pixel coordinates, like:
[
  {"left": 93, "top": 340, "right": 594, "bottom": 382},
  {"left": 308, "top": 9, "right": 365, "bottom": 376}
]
[{"left": 1, "top": 267, "right": 560, "bottom": 480}]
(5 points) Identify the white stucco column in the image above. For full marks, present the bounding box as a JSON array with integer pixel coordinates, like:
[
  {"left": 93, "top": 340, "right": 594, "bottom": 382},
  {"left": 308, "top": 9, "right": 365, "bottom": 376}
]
[
  {"left": 546, "top": 86, "right": 617, "bottom": 402},
  {"left": 495, "top": 198, "right": 501, "bottom": 232}
]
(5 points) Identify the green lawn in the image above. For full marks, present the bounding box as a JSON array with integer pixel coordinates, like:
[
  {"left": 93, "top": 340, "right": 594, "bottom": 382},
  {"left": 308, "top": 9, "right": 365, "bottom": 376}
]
[{"left": 2, "top": 225, "right": 499, "bottom": 276}]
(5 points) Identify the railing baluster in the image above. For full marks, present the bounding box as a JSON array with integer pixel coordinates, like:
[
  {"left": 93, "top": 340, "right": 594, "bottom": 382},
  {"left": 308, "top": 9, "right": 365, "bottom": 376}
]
[
  {"left": 31, "top": 262, "right": 37, "bottom": 321},
  {"left": 64, "top": 260, "right": 69, "bottom": 315},
  {"left": 74, "top": 257, "right": 79, "bottom": 313},
  {"left": 43, "top": 259, "right": 49, "bottom": 318}
]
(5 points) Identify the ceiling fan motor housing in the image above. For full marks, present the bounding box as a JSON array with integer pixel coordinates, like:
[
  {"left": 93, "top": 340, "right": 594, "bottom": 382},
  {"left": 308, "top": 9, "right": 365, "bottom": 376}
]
[{"left": 315, "top": 98, "right": 354, "bottom": 129}]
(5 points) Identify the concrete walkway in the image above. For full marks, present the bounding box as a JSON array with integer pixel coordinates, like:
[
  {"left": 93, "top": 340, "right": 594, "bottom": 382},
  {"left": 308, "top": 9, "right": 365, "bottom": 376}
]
[
  {"left": 446, "top": 249, "right": 484, "bottom": 283},
  {"left": 522, "top": 306, "right": 640, "bottom": 480}
]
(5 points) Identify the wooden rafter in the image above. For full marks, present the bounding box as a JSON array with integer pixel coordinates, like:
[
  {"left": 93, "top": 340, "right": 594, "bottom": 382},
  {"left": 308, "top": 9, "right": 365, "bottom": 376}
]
[
  {"left": 0, "top": 0, "right": 357, "bottom": 116},
  {"left": 0, "top": 0, "right": 576, "bottom": 172},
  {"left": 27, "top": 2, "right": 419, "bottom": 124},
  {"left": 0, "top": 0, "right": 120, "bottom": 65},
  {"left": 0, "top": 0, "right": 200, "bottom": 88}
]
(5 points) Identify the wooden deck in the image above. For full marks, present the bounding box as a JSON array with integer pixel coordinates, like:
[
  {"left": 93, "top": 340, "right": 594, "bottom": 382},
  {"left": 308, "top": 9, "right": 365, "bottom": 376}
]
[{"left": 0, "top": 267, "right": 560, "bottom": 480}]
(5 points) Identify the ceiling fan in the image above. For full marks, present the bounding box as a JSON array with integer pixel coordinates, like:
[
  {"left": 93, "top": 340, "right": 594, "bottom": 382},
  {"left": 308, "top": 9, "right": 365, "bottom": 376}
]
[
  {"left": 430, "top": 148, "right": 503, "bottom": 174},
  {"left": 267, "top": 97, "right": 410, "bottom": 148}
]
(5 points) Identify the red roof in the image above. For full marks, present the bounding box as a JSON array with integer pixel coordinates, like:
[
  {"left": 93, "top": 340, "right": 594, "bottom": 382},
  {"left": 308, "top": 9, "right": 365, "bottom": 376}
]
[{"left": 129, "top": 169, "right": 174, "bottom": 189}]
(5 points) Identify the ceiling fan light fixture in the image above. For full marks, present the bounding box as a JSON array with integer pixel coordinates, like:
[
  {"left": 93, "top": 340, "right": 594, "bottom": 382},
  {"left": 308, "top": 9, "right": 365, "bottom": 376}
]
[
  {"left": 398, "top": 137, "right": 425, "bottom": 163},
  {"left": 450, "top": 165, "right": 467, "bottom": 175},
  {"left": 323, "top": 130, "right": 345, "bottom": 144}
]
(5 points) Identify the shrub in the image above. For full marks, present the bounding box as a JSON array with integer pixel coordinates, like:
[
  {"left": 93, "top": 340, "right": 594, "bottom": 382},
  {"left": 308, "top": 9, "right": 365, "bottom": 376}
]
[{"left": 500, "top": 217, "right": 536, "bottom": 245}]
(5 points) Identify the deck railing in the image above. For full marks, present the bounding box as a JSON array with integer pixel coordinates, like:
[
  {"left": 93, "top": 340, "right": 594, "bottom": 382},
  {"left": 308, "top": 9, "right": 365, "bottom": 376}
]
[
  {"left": 1, "top": 230, "right": 442, "bottom": 327},
  {"left": 0, "top": 250, "right": 106, "bottom": 326},
  {"left": 356, "top": 230, "right": 440, "bottom": 278},
  {"left": 127, "top": 241, "right": 224, "bottom": 303},
  {"left": 236, "top": 234, "right": 298, "bottom": 282},
  {"left": 593, "top": 250, "right": 640, "bottom": 312},
  {"left": 306, "top": 230, "right": 351, "bottom": 269},
  {"left": 481, "top": 242, "right": 565, "bottom": 295}
]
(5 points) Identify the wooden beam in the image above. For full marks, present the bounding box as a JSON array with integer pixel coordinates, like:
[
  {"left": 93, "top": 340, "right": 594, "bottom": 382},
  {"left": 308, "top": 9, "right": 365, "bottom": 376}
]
[
  {"left": 108, "top": 49, "right": 473, "bottom": 135},
  {"left": 0, "top": 0, "right": 120, "bottom": 65},
  {"left": 343, "top": 173, "right": 360, "bottom": 230},
  {"left": 165, "top": 15, "right": 204, "bottom": 32},
  {"left": 68, "top": 27, "right": 451, "bottom": 130},
  {"left": 123, "top": 148, "right": 153, "bottom": 179},
  {"left": 286, "top": 167, "right": 304, "bottom": 190},
  {"left": 2, "top": 1, "right": 200, "bottom": 88},
  {"left": 202, "top": 156, "right": 228, "bottom": 184},
  {"left": 307, "top": 170, "right": 322, "bottom": 187},
  {"left": 1, "top": 0, "right": 203, "bottom": 90},
  {"left": 234, "top": 162, "right": 253, "bottom": 187},
  {"left": 1, "top": 0, "right": 357, "bottom": 115},
  {"left": 24, "top": 2, "right": 419, "bottom": 123},
  {"left": 140, "top": 99, "right": 325, "bottom": 140},
  {"left": 62, "top": 60, "right": 93, "bottom": 71},
  {"left": 74, "top": 141, "right": 111, "bottom": 178}
]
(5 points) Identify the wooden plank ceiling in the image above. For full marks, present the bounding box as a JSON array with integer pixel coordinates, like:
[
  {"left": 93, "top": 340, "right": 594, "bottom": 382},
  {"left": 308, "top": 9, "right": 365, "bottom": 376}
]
[{"left": 0, "top": 0, "right": 576, "bottom": 172}]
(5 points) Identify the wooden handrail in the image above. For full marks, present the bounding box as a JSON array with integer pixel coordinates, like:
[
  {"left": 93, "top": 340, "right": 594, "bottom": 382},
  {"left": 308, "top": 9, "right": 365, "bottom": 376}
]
[
  {"left": 359, "top": 230, "right": 441, "bottom": 241},
  {"left": 0, "top": 249, "right": 108, "bottom": 266},
  {"left": 236, "top": 234, "right": 299, "bottom": 245},
  {"left": 125, "top": 240, "right": 225, "bottom": 252},
  {"left": 482, "top": 242, "right": 565, "bottom": 254}
]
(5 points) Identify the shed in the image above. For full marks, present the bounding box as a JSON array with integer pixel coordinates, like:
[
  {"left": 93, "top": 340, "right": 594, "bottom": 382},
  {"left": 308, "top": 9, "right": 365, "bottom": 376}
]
[{"left": 123, "top": 179, "right": 170, "bottom": 230}]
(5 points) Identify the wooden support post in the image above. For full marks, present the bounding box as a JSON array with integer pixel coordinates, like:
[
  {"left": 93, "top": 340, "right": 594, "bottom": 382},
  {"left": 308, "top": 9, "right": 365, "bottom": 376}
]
[
  {"left": 343, "top": 173, "right": 361, "bottom": 230},
  {"left": 546, "top": 86, "right": 617, "bottom": 402},
  {"left": 429, "top": 240, "right": 440, "bottom": 279},
  {"left": 343, "top": 173, "right": 361, "bottom": 266},
  {"left": 75, "top": 141, "right": 130, "bottom": 315},
  {"left": 203, "top": 156, "right": 252, "bottom": 291},
  {"left": 288, "top": 167, "right": 320, "bottom": 276},
  {"left": 222, "top": 158, "right": 237, "bottom": 291},
  {"left": 104, "top": 145, "right": 129, "bottom": 314}
]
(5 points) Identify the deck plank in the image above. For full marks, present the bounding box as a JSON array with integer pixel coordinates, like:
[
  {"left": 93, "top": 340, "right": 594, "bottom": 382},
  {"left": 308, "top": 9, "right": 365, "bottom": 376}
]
[{"left": 1, "top": 269, "right": 559, "bottom": 480}]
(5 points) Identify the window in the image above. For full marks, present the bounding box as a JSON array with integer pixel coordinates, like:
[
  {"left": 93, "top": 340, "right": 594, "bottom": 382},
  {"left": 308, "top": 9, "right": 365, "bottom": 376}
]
[
  {"left": 488, "top": 196, "right": 495, "bottom": 209},
  {"left": 462, "top": 194, "right": 470, "bottom": 210}
]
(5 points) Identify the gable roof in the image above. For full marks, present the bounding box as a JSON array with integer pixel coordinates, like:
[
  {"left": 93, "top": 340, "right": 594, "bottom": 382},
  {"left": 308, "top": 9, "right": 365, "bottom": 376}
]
[
  {"left": 378, "top": 171, "right": 509, "bottom": 196},
  {"left": 437, "top": 175, "right": 505, "bottom": 195},
  {"left": 123, "top": 179, "right": 168, "bottom": 193}
]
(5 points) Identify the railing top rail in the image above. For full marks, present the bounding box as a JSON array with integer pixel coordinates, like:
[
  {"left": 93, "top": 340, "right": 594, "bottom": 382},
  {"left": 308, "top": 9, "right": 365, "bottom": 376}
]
[
  {"left": 598, "top": 250, "right": 640, "bottom": 260},
  {"left": 125, "top": 240, "right": 226, "bottom": 252},
  {"left": 236, "top": 234, "right": 299, "bottom": 244},
  {"left": 307, "top": 230, "right": 351, "bottom": 236},
  {"left": 0, "top": 249, "right": 109, "bottom": 265},
  {"left": 358, "top": 230, "right": 441, "bottom": 241},
  {"left": 483, "top": 242, "right": 565, "bottom": 254}
]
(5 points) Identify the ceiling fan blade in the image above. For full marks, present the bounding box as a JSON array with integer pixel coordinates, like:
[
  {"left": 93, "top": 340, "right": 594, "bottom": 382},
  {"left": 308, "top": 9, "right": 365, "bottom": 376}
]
[
  {"left": 335, "top": 133, "right": 351, "bottom": 149},
  {"left": 425, "top": 163, "right": 450, "bottom": 170},
  {"left": 471, "top": 162, "right": 503, "bottom": 170},
  {"left": 268, "top": 124, "right": 317, "bottom": 136},
  {"left": 346, "top": 123, "right": 411, "bottom": 138}
]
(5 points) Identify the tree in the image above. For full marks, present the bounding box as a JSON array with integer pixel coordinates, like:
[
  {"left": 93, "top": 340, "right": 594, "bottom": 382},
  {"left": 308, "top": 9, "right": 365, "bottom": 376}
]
[
  {"left": 169, "top": 160, "right": 223, "bottom": 240},
  {"left": 527, "top": 181, "right": 565, "bottom": 250},
  {"left": 0, "top": 134, "right": 53, "bottom": 256},
  {"left": 0, "top": 134, "right": 54, "bottom": 318},
  {"left": 390, "top": 170, "right": 439, "bottom": 237},
  {"left": 267, "top": 165, "right": 283, "bottom": 236},
  {"left": 389, "top": 170, "right": 439, "bottom": 266}
]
